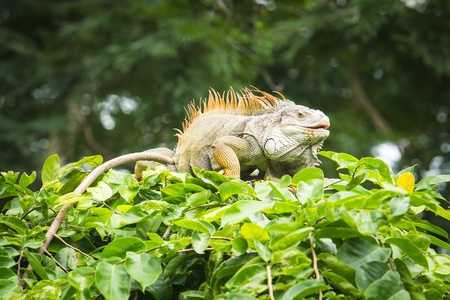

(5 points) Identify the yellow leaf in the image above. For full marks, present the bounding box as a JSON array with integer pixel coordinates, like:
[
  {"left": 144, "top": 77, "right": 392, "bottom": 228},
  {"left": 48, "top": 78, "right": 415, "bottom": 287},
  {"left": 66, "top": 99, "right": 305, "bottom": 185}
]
[
  {"left": 397, "top": 172, "right": 415, "bottom": 193},
  {"left": 56, "top": 192, "right": 89, "bottom": 204},
  {"left": 117, "top": 205, "right": 133, "bottom": 213}
]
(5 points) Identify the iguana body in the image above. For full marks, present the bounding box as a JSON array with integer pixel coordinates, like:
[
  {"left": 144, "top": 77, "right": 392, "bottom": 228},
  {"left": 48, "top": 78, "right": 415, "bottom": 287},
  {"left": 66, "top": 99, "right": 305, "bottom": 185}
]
[{"left": 135, "top": 88, "right": 330, "bottom": 180}]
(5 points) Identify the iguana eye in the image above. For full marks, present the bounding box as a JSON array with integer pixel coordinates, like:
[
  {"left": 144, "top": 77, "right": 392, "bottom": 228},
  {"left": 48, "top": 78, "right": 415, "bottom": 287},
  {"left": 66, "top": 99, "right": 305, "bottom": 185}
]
[{"left": 298, "top": 111, "right": 305, "bottom": 118}]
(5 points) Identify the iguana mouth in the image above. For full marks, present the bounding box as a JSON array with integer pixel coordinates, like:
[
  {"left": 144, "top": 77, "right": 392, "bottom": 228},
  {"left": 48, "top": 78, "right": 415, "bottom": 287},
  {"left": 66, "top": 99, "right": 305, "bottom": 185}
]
[{"left": 305, "top": 121, "right": 330, "bottom": 130}]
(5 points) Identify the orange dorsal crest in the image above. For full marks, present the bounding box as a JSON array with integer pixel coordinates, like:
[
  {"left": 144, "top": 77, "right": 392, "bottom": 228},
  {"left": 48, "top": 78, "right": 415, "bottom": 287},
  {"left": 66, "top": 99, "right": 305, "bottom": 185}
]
[{"left": 177, "top": 87, "right": 285, "bottom": 138}]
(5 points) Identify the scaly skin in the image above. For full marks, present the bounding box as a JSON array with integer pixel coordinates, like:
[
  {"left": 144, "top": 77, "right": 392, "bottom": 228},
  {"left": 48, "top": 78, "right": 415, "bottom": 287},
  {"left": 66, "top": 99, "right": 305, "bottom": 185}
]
[{"left": 135, "top": 88, "right": 330, "bottom": 181}]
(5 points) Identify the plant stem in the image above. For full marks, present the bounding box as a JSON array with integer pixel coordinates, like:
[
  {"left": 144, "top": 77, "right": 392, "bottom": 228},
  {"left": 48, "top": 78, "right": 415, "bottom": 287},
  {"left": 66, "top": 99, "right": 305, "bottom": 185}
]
[
  {"left": 309, "top": 232, "right": 322, "bottom": 300},
  {"left": 266, "top": 264, "right": 275, "bottom": 300},
  {"left": 53, "top": 234, "right": 96, "bottom": 259}
]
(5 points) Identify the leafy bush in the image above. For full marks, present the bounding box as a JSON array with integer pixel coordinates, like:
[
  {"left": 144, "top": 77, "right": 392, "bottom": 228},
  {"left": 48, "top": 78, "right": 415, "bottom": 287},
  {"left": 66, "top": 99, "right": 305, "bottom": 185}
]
[{"left": 1, "top": 151, "right": 450, "bottom": 299}]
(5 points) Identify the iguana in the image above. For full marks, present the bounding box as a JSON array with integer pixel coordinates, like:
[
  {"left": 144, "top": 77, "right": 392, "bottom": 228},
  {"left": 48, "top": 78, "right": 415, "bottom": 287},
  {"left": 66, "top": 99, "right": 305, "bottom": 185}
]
[{"left": 135, "top": 87, "right": 330, "bottom": 181}]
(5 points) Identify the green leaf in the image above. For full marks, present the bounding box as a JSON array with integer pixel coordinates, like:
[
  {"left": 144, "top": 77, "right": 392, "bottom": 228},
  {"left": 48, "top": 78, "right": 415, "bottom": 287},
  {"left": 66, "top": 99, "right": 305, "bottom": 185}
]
[
  {"left": 364, "top": 190, "right": 401, "bottom": 209},
  {"left": 278, "top": 174, "right": 292, "bottom": 188},
  {"left": 230, "top": 238, "right": 247, "bottom": 254},
  {"left": 164, "top": 253, "right": 189, "bottom": 280},
  {"left": 100, "top": 237, "right": 146, "bottom": 259},
  {"left": 54, "top": 247, "right": 77, "bottom": 269},
  {"left": 315, "top": 227, "right": 361, "bottom": 239},
  {"left": 102, "top": 170, "right": 137, "bottom": 195},
  {"left": 402, "top": 282, "right": 427, "bottom": 300},
  {"left": 421, "top": 233, "right": 450, "bottom": 250},
  {"left": 410, "top": 192, "right": 450, "bottom": 220},
  {"left": 355, "top": 261, "right": 401, "bottom": 293},
  {"left": 42, "top": 154, "right": 60, "bottom": 185},
  {"left": 318, "top": 253, "right": 356, "bottom": 285},
  {"left": 125, "top": 252, "right": 162, "bottom": 291},
  {"left": 225, "top": 264, "right": 266, "bottom": 290},
  {"left": 281, "top": 279, "right": 329, "bottom": 300},
  {"left": 292, "top": 167, "right": 324, "bottom": 185},
  {"left": 271, "top": 227, "right": 313, "bottom": 251},
  {"left": 214, "top": 294, "right": 257, "bottom": 300},
  {"left": 267, "top": 182, "right": 297, "bottom": 202},
  {"left": 87, "top": 181, "right": 113, "bottom": 201},
  {"left": 406, "top": 217, "right": 449, "bottom": 239},
  {"left": 271, "top": 248, "right": 311, "bottom": 266},
  {"left": 186, "top": 190, "right": 211, "bottom": 206},
  {"left": 19, "top": 171, "right": 36, "bottom": 188},
  {"left": 191, "top": 165, "right": 230, "bottom": 186},
  {"left": 23, "top": 249, "right": 48, "bottom": 280},
  {"left": 121, "top": 202, "right": 156, "bottom": 224},
  {"left": 416, "top": 174, "right": 450, "bottom": 187},
  {"left": 404, "top": 234, "right": 431, "bottom": 251},
  {"left": 359, "top": 157, "right": 394, "bottom": 184},
  {"left": 119, "top": 184, "right": 140, "bottom": 203},
  {"left": 95, "top": 261, "right": 131, "bottom": 300},
  {"left": 336, "top": 237, "right": 391, "bottom": 269},
  {"left": 161, "top": 183, "right": 205, "bottom": 197},
  {"left": 347, "top": 173, "right": 368, "bottom": 191},
  {"left": 174, "top": 219, "right": 216, "bottom": 234},
  {"left": 363, "top": 279, "right": 410, "bottom": 300},
  {"left": 297, "top": 179, "right": 324, "bottom": 201},
  {"left": 56, "top": 192, "right": 89, "bottom": 204},
  {"left": 319, "top": 151, "right": 359, "bottom": 169},
  {"left": 192, "top": 229, "right": 211, "bottom": 254},
  {"left": 385, "top": 237, "right": 429, "bottom": 269},
  {"left": 221, "top": 200, "right": 269, "bottom": 227},
  {"left": 253, "top": 240, "right": 271, "bottom": 262},
  {"left": 240, "top": 223, "right": 270, "bottom": 248},
  {"left": 63, "top": 155, "right": 103, "bottom": 170},
  {"left": 322, "top": 271, "right": 360, "bottom": 296},
  {"left": 68, "top": 269, "right": 95, "bottom": 300},
  {"left": 1, "top": 216, "right": 28, "bottom": 235},
  {"left": 59, "top": 168, "right": 89, "bottom": 194},
  {"left": 0, "top": 267, "right": 17, "bottom": 281},
  {"left": 390, "top": 195, "right": 410, "bottom": 216},
  {"left": 219, "top": 182, "right": 251, "bottom": 201},
  {"left": 210, "top": 253, "right": 257, "bottom": 291},
  {"left": 161, "top": 204, "right": 184, "bottom": 224},
  {"left": 0, "top": 279, "right": 22, "bottom": 297}
]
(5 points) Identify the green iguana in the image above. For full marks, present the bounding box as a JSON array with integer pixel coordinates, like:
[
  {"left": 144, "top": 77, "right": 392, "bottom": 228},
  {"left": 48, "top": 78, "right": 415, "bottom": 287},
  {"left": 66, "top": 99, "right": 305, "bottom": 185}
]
[{"left": 135, "top": 87, "right": 330, "bottom": 181}]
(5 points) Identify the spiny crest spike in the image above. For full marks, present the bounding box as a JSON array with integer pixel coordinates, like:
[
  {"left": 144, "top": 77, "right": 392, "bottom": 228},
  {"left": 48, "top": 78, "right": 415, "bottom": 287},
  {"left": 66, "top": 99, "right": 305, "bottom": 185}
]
[{"left": 179, "top": 87, "right": 286, "bottom": 135}]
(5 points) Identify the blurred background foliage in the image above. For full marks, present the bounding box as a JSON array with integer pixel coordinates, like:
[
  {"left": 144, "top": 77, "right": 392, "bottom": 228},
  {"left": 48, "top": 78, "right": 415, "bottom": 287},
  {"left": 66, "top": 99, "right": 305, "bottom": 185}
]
[{"left": 1, "top": 0, "right": 449, "bottom": 198}]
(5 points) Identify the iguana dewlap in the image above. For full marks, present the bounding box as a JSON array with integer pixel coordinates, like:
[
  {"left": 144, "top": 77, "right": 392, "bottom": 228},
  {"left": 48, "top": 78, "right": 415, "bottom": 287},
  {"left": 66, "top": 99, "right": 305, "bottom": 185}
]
[{"left": 135, "top": 88, "right": 330, "bottom": 181}]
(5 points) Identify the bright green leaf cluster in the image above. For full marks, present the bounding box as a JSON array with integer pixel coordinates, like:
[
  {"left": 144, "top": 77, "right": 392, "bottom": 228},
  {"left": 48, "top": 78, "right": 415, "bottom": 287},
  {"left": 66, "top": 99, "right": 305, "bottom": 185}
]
[{"left": 0, "top": 151, "right": 449, "bottom": 299}]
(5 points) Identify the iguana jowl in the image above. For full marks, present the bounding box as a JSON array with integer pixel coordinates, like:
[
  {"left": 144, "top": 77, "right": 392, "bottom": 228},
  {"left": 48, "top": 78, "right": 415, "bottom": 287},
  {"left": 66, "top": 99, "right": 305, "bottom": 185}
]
[{"left": 135, "top": 87, "right": 330, "bottom": 180}]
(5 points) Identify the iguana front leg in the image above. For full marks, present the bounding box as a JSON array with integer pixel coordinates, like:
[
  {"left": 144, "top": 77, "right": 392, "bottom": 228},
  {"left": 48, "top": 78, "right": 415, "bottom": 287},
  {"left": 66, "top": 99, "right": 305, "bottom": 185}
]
[
  {"left": 134, "top": 147, "right": 175, "bottom": 179},
  {"left": 211, "top": 136, "right": 260, "bottom": 179}
]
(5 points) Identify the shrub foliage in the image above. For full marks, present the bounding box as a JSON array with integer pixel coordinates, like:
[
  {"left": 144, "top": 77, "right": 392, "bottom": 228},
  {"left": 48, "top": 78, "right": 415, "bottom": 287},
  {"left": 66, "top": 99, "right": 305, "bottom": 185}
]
[{"left": 0, "top": 152, "right": 450, "bottom": 299}]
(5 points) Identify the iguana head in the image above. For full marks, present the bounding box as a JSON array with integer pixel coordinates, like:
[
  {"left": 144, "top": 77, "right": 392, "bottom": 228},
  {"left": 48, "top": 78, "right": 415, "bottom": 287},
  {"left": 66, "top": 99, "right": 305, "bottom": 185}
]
[{"left": 262, "top": 101, "right": 330, "bottom": 164}]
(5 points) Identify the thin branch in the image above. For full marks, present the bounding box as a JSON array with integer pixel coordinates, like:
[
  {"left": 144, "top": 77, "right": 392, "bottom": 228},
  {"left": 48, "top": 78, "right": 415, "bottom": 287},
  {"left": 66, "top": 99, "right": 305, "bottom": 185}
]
[
  {"left": 324, "top": 179, "right": 344, "bottom": 188},
  {"left": 266, "top": 264, "right": 275, "bottom": 300},
  {"left": 90, "top": 198, "right": 122, "bottom": 215},
  {"left": 211, "top": 237, "right": 233, "bottom": 241},
  {"left": 53, "top": 234, "right": 96, "bottom": 259},
  {"left": 62, "top": 222, "right": 85, "bottom": 229},
  {"left": 187, "top": 203, "right": 227, "bottom": 211},
  {"left": 260, "top": 67, "right": 283, "bottom": 92},
  {"left": 17, "top": 248, "right": 24, "bottom": 290},
  {"left": 92, "top": 293, "right": 102, "bottom": 300},
  {"left": 178, "top": 247, "right": 215, "bottom": 253},
  {"left": 348, "top": 59, "right": 391, "bottom": 135},
  {"left": 44, "top": 250, "right": 68, "bottom": 273},
  {"left": 162, "top": 225, "right": 172, "bottom": 240},
  {"left": 37, "top": 152, "right": 174, "bottom": 256},
  {"left": 20, "top": 205, "right": 37, "bottom": 220},
  {"left": 308, "top": 232, "right": 322, "bottom": 300},
  {"left": 376, "top": 233, "right": 407, "bottom": 291}
]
